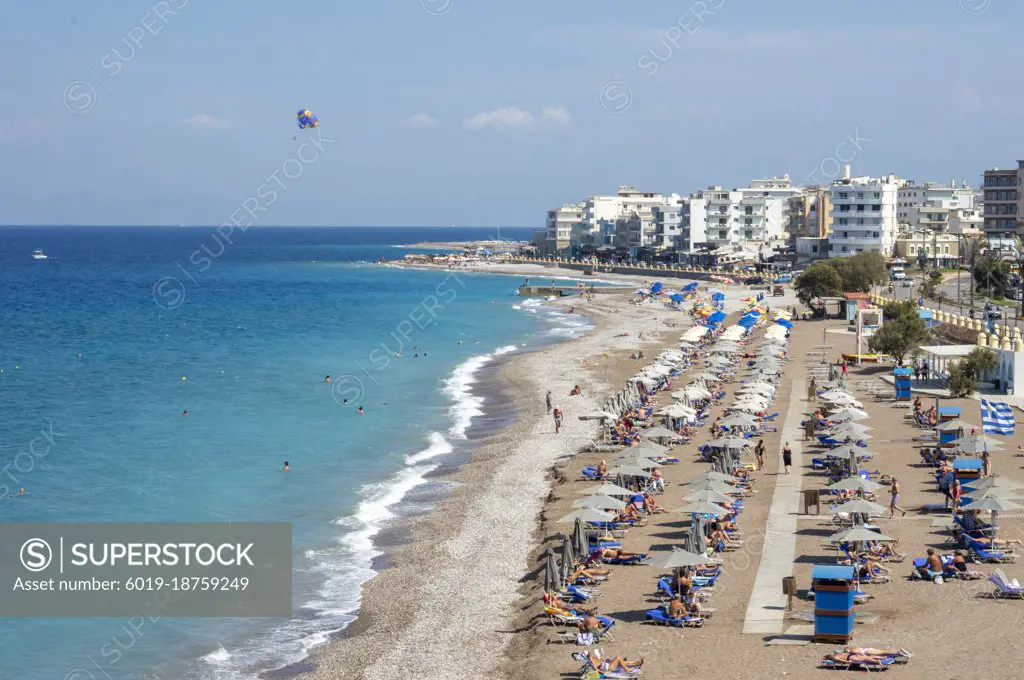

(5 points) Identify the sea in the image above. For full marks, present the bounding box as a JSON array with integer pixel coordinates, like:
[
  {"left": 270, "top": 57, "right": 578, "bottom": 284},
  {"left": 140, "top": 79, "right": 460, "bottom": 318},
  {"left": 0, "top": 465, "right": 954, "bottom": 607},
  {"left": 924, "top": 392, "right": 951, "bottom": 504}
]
[{"left": 0, "top": 226, "right": 599, "bottom": 680}]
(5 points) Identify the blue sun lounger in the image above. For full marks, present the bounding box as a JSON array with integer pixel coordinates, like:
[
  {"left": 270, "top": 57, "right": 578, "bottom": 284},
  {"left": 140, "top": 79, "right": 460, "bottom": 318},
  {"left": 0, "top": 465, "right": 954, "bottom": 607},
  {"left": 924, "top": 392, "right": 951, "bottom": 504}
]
[
  {"left": 819, "top": 656, "right": 895, "bottom": 671},
  {"left": 644, "top": 608, "right": 704, "bottom": 627}
]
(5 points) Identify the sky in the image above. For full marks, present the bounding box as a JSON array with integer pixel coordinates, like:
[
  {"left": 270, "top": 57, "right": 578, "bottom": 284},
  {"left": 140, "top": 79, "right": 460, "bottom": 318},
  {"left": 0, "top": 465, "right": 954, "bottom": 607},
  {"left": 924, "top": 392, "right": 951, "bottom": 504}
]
[{"left": 1, "top": 0, "right": 1023, "bottom": 227}]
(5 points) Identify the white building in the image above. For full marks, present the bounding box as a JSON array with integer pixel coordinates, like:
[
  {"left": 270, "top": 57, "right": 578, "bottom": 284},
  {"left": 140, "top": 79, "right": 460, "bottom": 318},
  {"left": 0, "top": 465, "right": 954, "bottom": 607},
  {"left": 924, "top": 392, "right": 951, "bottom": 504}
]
[
  {"left": 827, "top": 170, "right": 902, "bottom": 257},
  {"left": 544, "top": 202, "right": 585, "bottom": 251},
  {"left": 896, "top": 180, "right": 976, "bottom": 231},
  {"left": 685, "top": 176, "right": 801, "bottom": 252},
  {"left": 948, "top": 207, "right": 984, "bottom": 234}
]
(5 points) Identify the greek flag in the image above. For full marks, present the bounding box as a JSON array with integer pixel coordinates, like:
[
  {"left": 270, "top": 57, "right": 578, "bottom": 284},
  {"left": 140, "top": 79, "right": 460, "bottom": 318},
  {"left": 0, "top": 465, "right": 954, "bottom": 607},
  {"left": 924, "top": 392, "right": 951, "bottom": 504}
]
[{"left": 981, "top": 399, "right": 1015, "bottom": 436}]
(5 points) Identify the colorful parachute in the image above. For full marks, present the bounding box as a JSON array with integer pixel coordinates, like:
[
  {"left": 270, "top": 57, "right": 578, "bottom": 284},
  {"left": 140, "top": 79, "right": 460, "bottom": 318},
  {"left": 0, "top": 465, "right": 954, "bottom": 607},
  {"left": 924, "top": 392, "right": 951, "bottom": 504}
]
[{"left": 297, "top": 109, "right": 318, "bottom": 129}]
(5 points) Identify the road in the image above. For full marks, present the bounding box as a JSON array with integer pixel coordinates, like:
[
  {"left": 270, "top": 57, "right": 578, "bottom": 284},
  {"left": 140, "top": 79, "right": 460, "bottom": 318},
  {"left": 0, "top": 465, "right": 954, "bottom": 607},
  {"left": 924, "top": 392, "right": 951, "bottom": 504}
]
[{"left": 881, "top": 271, "right": 1024, "bottom": 329}]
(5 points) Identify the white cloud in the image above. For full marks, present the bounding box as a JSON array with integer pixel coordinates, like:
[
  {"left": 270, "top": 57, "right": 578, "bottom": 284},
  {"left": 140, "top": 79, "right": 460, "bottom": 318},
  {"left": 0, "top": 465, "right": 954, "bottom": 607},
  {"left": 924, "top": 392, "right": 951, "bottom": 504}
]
[
  {"left": 181, "top": 114, "right": 232, "bottom": 129},
  {"left": 464, "top": 107, "right": 534, "bottom": 130},
  {"left": 540, "top": 107, "right": 571, "bottom": 124},
  {"left": 405, "top": 113, "right": 438, "bottom": 128}
]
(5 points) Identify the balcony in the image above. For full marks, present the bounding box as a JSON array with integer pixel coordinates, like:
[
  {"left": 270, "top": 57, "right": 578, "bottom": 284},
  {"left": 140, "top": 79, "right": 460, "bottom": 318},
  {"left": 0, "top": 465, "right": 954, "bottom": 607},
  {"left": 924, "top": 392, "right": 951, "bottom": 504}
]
[{"left": 829, "top": 233, "right": 883, "bottom": 244}]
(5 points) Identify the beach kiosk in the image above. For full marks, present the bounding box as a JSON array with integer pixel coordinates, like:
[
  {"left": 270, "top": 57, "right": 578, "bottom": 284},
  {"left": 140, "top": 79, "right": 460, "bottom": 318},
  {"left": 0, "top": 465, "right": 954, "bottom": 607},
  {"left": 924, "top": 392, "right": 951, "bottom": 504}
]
[
  {"left": 893, "top": 367, "right": 912, "bottom": 401},
  {"left": 953, "top": 458, "right": 983, "bottom": 482},
  {"left": 938, "top": 406, "right": 960, "bottom": 423},
  {"left": 812, "top": 564, "right": 856, "bottom": 643}
]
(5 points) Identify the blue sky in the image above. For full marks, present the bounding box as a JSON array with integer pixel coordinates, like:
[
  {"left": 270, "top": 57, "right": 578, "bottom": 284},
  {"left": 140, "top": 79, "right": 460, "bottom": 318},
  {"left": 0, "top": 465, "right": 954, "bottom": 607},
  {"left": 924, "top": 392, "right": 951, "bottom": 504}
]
[{"left": 1, "top": 0, "right": 1022, "bottom": 226}]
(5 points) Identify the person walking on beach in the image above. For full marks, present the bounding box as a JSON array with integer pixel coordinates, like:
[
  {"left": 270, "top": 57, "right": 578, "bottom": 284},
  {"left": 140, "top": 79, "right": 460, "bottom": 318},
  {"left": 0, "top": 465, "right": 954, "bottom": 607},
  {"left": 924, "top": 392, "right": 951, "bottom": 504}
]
[
  {"left": 553, "top": 406, "right": 563, "bottom": 433},
  {"left": 754, "top": 438, "right": 766, "bottom": 470},
  {"left": 782, "top": 441, "right": 793, "bottom": 475},
  {"left": 889, "top": 478, "right": 906, "bottom": 518},
  {"left": 546, "top": 390, "right": 553, "bottom": 414},
  {"left": 982, "top": 449, "right": 992, "bottom": 477},
  {"left": 950, "top": 479, "right": 963, "bottom": 515},
  {"left": 807, "top": 376, "right": 817, "bottom": 402}
]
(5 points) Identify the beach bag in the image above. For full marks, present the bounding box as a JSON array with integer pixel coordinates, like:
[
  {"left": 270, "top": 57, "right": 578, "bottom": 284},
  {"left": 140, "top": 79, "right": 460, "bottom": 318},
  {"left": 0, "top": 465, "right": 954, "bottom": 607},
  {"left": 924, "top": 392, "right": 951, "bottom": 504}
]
[{"left": 576, "top": 632, "right": 595, "bottom": 646}]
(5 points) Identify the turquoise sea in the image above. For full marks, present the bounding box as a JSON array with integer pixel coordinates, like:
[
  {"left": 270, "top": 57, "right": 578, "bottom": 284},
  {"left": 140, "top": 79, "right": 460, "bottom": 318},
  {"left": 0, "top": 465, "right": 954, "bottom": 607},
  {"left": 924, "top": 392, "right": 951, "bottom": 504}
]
[{"left": 0, "top": 226, "right": 596, "bottom": 680}]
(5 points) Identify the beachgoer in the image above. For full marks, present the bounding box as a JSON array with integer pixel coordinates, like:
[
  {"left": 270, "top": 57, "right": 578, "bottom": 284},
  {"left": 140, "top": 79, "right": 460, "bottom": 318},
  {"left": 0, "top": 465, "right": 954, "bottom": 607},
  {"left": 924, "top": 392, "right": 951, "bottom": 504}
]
[
  {"left": 586, "top": 651, "right": 643, "bottom": 674},
  {"left": 357, "top": 406, "right": 365, "bottom": 415},
  {"left": 807, "top": 376, "right": 817, "bottom": 402},
  {"left": 889, "top": 478, "right": 906, "bottom": 518},
  {"left": 782, "top": 442, "right": 793, "bottom": 475},
  {"left": 17, "top": 487, "right": 25, "bottom": 496},
  {"left": 668, "top": 596, "right": 686, "bottom": 619},
  {"left": 950, "top": 479, "right": 962, "bottom": 513},
  {"left": 596, "top": 460, "right": 608, "bottom": 477},
  {"left": 577, "top": 610, "right": 603, "bottom": 633},
  {"left": 553, "top": 406, "right": 563, "bottom": 433},
  {"left": 841, "top": 647, "right": 912, "bottom": 659},
  {"left": 182, "top": 410, "right": 189, "bottom": 417},
  {"left": 282, "top": 461, "right": 290, "bottom": 472},
  {"left": 545, "top": 390, "right": 552, "bottom": 414},
  {"left": 982, "top": 449, "right": 992, "bottom": 477},
  {"left": 324, "top": 375, "right": 331, "bottom": 383},
  {"left": 754, "top": 439, "right": 765, "bottom": 470}
]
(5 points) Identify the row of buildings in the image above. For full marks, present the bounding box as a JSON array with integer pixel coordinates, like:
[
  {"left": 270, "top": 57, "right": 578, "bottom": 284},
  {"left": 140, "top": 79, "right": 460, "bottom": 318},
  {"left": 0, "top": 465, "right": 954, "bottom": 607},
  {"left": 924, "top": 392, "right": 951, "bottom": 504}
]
[{"left": 537, "top": 161, "right": 1024, "bottom": 266}]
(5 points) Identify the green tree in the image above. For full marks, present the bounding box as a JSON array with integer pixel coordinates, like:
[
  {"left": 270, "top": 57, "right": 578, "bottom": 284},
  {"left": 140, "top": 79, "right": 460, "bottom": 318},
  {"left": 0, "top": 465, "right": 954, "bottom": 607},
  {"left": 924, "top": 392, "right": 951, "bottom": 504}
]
[
  {"left": 973, "top": 255, "right": 1011, "bottom": 298},
  {"left": 869, "top": 303, "right": 931, "bottom": 365},
  {"left": 920, "top": 270, "right": 943, "bottom": 299},
  {"left": 795, "top": 262, "right": 842, "bottom": 306},
  {"left": 917, "top": 248, "right": 929, "bottom": 272},
  {"left": 829, "top": 251, "right": 888, "bottom": 292},
  {"left": 947, "top": 347, "right": 999, "bottom": 398}
]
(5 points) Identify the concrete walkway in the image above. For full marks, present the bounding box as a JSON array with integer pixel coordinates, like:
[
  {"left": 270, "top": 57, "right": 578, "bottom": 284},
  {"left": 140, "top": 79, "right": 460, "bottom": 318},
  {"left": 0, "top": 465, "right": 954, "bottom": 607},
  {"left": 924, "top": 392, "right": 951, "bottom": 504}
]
[{"left": 742, "top": 378, "right": 805, "bottom": 635}]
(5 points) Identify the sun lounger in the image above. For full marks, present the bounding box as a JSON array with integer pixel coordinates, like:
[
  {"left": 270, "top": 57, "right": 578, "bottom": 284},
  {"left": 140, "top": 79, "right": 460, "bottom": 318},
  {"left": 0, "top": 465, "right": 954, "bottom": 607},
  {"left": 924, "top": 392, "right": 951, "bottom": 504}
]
[
  {"left": 644, "top": 608, "right": 705, "bottom": 627},
  {"left": 989, "top": 570, "right": 1024, "bottom": 599},
  {"left": 571, "top": 649, "right": 643, "bottom": 678},
  {"left": 819, "top": 656, "right": 895, "bottom": 671},
  {"left": 604, "top": 554, "right": 648, "bottom": 566}
]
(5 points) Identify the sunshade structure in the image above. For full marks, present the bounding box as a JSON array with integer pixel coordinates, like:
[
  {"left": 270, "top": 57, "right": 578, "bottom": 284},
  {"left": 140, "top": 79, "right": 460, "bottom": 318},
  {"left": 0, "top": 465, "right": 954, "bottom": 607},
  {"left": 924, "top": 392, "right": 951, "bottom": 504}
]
[
  {"left": 827, "top": 445, "right": 877, "bottom": 459},
  {"left": 960, "top": 496, "right": 1024, "bottom": 513},
  {"left": 581, "top": 481, "right": 635, "bottom": 497},
  {"left": 964, "top": 475, "right": 1024, "bottom": 492},
  {"left": 656, "top": 404, "right": 697, "bottom": 418},
  {"left": 831, "top": 526, "right": 897, "bottom": 543},
  {"left": 828, "top": 407, "right": 870, "bottom": 421},
  {"left": 827, "top": 476, "right": 884, "bottom": 493},
  {"left": 693, "top": 372, "right": 724, "bottom": 383},
  {"left": 607, "top": 465, "right": 651, "bottom": 478},
  {"left": 972, "top": 487, "right": 1023, "bottom": 500},
  {"left": 543, "top": 548, "right": 561, "bottom": 594},
  {"left": 557, "top": 508, "right": 615, "bottom": 524},
  {"left": 618, "top": 440, "right": 668, "bottom": 455},
  {"left": 683, "top": 488, "right": 734, "bottom": 504},
  {"left": 719, "top": 413, "right": 760, "bottom": 428},
  {"left": 642, "top": 426, "right": 682, "bottom": 441},
  {"left": 578, "top": 410, "right": 620, "bottom": 422},
  {"left": 612, "top": 456, "right": 660, "bottom": 470},
  {"left": 683, "top": 480, "right": 738, "bottom": 495},
  {"left": 936, "top": 418, "right": 978, "bottom": 432},
  {"left": 833, "top": 499, "right": 886, "bottom": 516},
  {"left": 684, "top": 471, "right": 737, "bottom": 485},
  {"left": 573, "top": 494, "right": 628, "bottom": 510},
  {"left": 573, "top": 518, "right": 590, "bottom": 557},
  {"left": 645, "top": 548, "right": 720, "bottom": 570},
  {"left": 828, "top": 424, "right": 873, "bottom": 439},
  {"left": 707, "top": 437, "right": 751, "bottom": 450},
  {"left": 820, "top": 389, "right": 855, "bottom": 401},
  {"left": 675, "top": 501, "right": 729, "bottom": 516},
  {"left": 560, "top": 535, "right": 576, "bottom": 584},
  {"left": 950, "top": 434, "right": 1005, "bottom": 453}
]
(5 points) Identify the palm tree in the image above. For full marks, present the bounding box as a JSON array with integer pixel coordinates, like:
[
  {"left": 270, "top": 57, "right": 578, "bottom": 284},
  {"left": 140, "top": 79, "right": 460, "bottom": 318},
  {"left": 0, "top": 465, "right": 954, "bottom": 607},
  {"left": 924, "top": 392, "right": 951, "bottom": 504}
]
[{"left": 962, "top": 236, "right": 987, "bottom": 311}]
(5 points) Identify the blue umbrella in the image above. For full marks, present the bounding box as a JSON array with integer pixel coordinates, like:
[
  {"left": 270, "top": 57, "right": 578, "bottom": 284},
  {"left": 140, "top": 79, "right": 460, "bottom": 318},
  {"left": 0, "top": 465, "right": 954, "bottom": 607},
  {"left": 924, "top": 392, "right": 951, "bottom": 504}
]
[
  {"left": 651, "top": 282, "right": 663, "bottom": 293},
  {"left": 670, "top": 293, "right": 684, "bottom": 302},
  {"left": 775, "top": 319, "right": 794, "bottom": 329},
  {"left": 738, "top": 317, "right": 757, "bottom": 328},
  {"left": 683, "top": 282, "right": 698, "bottom": 291},
  {"left": 708, "top": 311, "right": 726, "bottom": 323},
  {"left": 712, "top": 293, "right": 725, "bottom": 301}
]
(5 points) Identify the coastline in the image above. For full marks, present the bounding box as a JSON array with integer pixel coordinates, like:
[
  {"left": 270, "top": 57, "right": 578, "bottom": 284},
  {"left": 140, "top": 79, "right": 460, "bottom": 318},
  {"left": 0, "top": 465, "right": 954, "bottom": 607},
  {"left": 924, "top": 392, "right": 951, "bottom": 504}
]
[{"left": 294, "top": 268, "right": 693, "bottom": 680}]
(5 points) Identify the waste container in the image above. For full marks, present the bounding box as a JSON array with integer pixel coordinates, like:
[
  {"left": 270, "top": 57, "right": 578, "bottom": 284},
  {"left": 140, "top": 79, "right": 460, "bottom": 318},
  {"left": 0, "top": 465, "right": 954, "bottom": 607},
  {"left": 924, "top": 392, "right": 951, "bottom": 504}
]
[
  {"left": 812, "top": 565, "right": 855, "bottom": 643},
  {"left": 802, "top": 488, "right": 821, "bottom": 515}
]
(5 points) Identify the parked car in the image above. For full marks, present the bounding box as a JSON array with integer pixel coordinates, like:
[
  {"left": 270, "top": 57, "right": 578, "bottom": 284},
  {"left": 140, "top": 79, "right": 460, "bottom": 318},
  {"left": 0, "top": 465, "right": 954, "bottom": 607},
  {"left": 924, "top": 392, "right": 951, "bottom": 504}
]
[
  {"left": 901, "top": 279, "right": 913, "bottom": 287},
  {"left": 772, "top": 285, "right": 785, "bottom": 297},
  {"left": 985, "top": 303, "right": 1003, "bottom": 319},
  {"left": 743, "top": 276, "right": 766, "bottom": 286}
]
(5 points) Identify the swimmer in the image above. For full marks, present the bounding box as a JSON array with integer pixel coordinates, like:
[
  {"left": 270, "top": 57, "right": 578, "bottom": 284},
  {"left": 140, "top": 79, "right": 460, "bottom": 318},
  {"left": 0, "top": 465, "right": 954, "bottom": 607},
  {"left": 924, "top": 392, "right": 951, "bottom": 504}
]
[
  {"left": 182, "top": 410, "right": 189, "bottom": 417},
  {"left": 343, "top": 399, "right": 348, "bottom": 406},
  {"left": 324, "top": 375, "right": 331, "bottom": 383},
  {"left": 357, "top": 406, "right": 364, "bottom": 414},
  {"left": 17, "top": 487, "right": 25, "bottom": 496},
  {"left": 283, "top": 461, "right": 290, "bottom": 472}
]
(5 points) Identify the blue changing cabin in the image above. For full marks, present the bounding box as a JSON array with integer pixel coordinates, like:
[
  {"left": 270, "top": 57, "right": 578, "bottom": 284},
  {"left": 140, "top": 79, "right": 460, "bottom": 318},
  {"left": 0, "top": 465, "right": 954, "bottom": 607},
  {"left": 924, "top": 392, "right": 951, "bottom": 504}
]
[{"left": 812, "top": 564, "right": 856, "bottom": 642}]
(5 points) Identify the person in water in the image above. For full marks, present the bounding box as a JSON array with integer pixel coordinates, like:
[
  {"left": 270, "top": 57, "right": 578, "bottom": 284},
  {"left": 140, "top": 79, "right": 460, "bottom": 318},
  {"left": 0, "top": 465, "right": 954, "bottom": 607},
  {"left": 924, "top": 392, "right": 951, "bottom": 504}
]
[
  {"left": 283, "top": 461, "right": 290, "bottom": 472},
  {"left": 324, "top": 375, "right": 331, "bottom": 383},
  {"left": 357, "top": 406, "right": 364, "bottom": 414},
  {"left": 182, "top": 410, "right": 189, "bottom": 417}
]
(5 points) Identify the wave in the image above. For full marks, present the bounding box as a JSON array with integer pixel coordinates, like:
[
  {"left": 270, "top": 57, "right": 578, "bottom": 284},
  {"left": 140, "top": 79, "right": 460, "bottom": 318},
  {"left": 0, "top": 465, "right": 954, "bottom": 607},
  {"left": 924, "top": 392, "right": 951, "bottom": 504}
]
[{"left": 442, "top": 345, "right": 517, "bottom": 439}]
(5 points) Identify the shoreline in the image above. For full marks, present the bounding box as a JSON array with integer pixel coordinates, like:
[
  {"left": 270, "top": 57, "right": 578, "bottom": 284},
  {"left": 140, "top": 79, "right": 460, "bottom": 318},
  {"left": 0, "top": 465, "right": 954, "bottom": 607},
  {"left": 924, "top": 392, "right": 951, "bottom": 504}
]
[{"left": 293, "top": 271, "right": 700, "bottom": 679}]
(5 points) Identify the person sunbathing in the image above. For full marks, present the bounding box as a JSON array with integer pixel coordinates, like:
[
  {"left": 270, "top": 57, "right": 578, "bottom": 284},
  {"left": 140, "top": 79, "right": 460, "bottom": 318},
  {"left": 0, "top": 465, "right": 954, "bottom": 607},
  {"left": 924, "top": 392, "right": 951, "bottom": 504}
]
[
  {"left": 615, "top": 506, "right": 640, "bottom": 523},
  {"left": 824, "top": 651, "right": 891, "bottom": 664},
  {"left": 599, "top": 548, "right": 640, "bottom": 560},
  {"left": 668, "top": 596, "right": 687, "bottom": 619},
  {"left": 868, "top": 542, "right": 901, "bottom": 559},
  {"left": 643, "top": 493, "right": 665, "bottom": 514},
  {"left": 596, "top": 461, "right": 608, "bottom": 477},
  {"left": 841, "top": 646, "right": 911, "bottom": 659},
  {"left": 587, "top": 651, "right": 643, "bottom": 673},
  {"left": 965, "top": 534, "right": 1021, "bottom": 547},
  {"left": 918, "top": 549, "right": 945, "bottom": 579},
  {"left": 577, "top": 610, "right": 603, "bottom": 633},
  {"left": 650, "top": 467, "right": 665, "bottom": 492},
  {"left": 569, "top": 565, "right": 610, "bottom": 581},
  {"left": 675, "top": 571, "right": 692, "bottom": 596},
  {"left": 859, "top": 558, "right": 891, "bottom": 578}
]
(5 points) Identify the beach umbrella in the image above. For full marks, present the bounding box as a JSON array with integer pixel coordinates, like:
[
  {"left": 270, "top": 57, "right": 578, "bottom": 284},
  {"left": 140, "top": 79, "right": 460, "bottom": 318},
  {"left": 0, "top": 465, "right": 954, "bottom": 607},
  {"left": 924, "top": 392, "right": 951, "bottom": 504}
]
[
  {"left": 694, "top": 516, "right": 708, "bottom": 553},
  {"left": 684, "top": 471, "right": 736, "bottom": 485},
  {"left": 708, "top": 437, "right": 750, "bottom": 450},
  {"left": 572, "top": 494, "right": 628, "bottom": 511},
  {"left": 848, "top": 451, "right": 860, "bottom": 477},
  {"left": 737, "top": 383, "right": 775, "bottom": 395},
  {"left": 683, "top": 526, "right": 697, "bottom": 553},
  {"left": 682, "top": 479, "right": 738, "bottom": 495},
  {"left": 543, "top": 548, "right": 560, "bottom": 594},
  {"left": 950, "top": 434, "right": 1005, "bottom": 453},
  {"left": 960, "top": 496, "right": 1024, "bottom": 513},
  {"left": 573, "top": 518, "right": 590, "bottom": 558},
  {"left": 829, "top": 407, "right": 870, "bottom": 421},
  {"left": 830, "top": 526, "right": 897, "bottom": 543},
  {"left": 578, "top": 410, "right": 619, "bottom": 422},
  {"left": 580, "top": 481, "right": 635, "bottom": 497},
  {"left": 559, "top": 535, "right": 576, "bottom": 584},
  {"left": 820, "top": 389, "right": 854, "bottom": 400},
  {"left": 719, "top": 414, "right": 759, "bottom": 428},
  {"left": 642, "top": 426, "right": 682, "bottom": 441},
  {"left": 675, "top": 501, "right": 729, "bottom": 516},
  {"left": 937, "top": 419, "right": 978, "bottom": 432},
  {"left": 828, "top": 424, "right": 873, "bottom": 438},
  {"left": 964, "top": 475, "right": 1024, "bottom": 491},
  {"left": 607, "top": 465, "right": 651, "bottom": 478},
  {"left": 693, "top": 372, "right": 724, "bottom": 383},
  {"left": 833, "top": 499, "right": 886, "bottom": 516},
  {"left": 646, "top": 548, "right": 720, "bottom": 570},
  {"left": 612, "top": 456, "right": 660, "bottom": 470},
  {"left": 974, "top": 487, "right": 1024, "bottom": 500},
  {"left": 557, "top": 508, "right": 615, "bottom": 524},
  {"left": 684, "top": 488, "right": 734, "bottom": 504},
  {"left": 728, "top": 403, "right": 764, "bottom": 414},
  {"left": 683, "top": 385, "right": 712, "bottom": 400},
  {"left": 630, "top": 441, "right": 669, "bottom": 456},
  {"left": 656, "top": 404, "right": 696, "bottom": 418},
  {"left": 827, "top": 445, "right": 877, "bottom": 459},
  {"left": 827, "top": 476, "right": 884, "bottom": 492}
]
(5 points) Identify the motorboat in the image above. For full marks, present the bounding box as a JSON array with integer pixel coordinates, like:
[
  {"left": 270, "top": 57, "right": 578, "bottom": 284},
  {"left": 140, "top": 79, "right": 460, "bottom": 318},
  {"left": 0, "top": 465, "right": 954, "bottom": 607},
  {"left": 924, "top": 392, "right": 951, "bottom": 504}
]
[{"left": 32, "top": 249, "right": 47, "bottom": 260}]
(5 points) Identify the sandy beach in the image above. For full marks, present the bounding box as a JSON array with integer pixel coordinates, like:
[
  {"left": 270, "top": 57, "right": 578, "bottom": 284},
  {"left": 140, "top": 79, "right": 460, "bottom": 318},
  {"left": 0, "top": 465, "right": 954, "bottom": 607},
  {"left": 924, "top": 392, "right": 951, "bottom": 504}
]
[{"left": 297, "top": 260, "right": 1024, "bottom": 680}]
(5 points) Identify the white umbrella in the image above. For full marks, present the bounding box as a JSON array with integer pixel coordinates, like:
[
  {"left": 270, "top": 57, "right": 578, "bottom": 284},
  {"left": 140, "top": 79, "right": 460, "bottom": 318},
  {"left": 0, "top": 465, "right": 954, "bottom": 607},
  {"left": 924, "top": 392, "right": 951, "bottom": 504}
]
[
  {"left": 684, "top": 488, "right": 734, "bottom": 504},
  {"left": 827, "top": 476, "right": 884, "bottom": 492},
  {"left": 646, "top": 548, "right": 721, "bottom": 569},
  {"left": 950, "top": 434, "right": 1005, "bottom": 453},
  {"left": 828, "top": 445, "right": 877, "bottom": 458},
  {"left": 960, "top": 496, "right": 1024, "bottom": 513},
  {"left": 832, "top": 499, "right": 886, "bottom": 516},
  {"left": 642, "top": 426, "right": 682, "bottom": 440},
  {"left": 580, "top": 481, "right": 635, "bottom": 497},
  {"left": 656, "top": 404, "right": 696, "bottom": 418},
  {"left": 557, "top": 508, "right": 615, "bottom": 524},
  {"left": 675, "top": 501, "right": 728, "bottom": 516},
  {"left": 719, "top": 414, "right": 759, "bottom": 428},
  {"left": 613, "top": 456, "right": 660, "bottom": 469},
  {"left": 684, "top": 471, "right": 737, "bottom": 484},
  {"left": 573, "top": 495, "right": 628, "bottom": 510},
  {"left": 965, "top": 475, "right": 1024, "bottom": 491},
  {"left": 579, "top": 410, "right": 619, "bottom": 421},
  {"left": 829, "top": 407, "right": 870, "bottom": 421},
  {"left": 693, "top": 372, "right": 724, "bottom": 383},
  {"left": 708, "top": 437, "right": 750, "bottom": 449},
  {"left": 608, "top": 465, "right": 651, "bottom": 477},
  {"left": 830, "top": 526, "right": 897, "bottom": 543}
]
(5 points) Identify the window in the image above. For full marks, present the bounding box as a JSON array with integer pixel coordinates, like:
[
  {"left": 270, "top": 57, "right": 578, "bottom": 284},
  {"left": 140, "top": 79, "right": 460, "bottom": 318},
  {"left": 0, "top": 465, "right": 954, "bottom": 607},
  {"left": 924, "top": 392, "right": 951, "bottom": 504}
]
[{"left": 910, "top": 246, "right": 916, "bottom": 255}]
